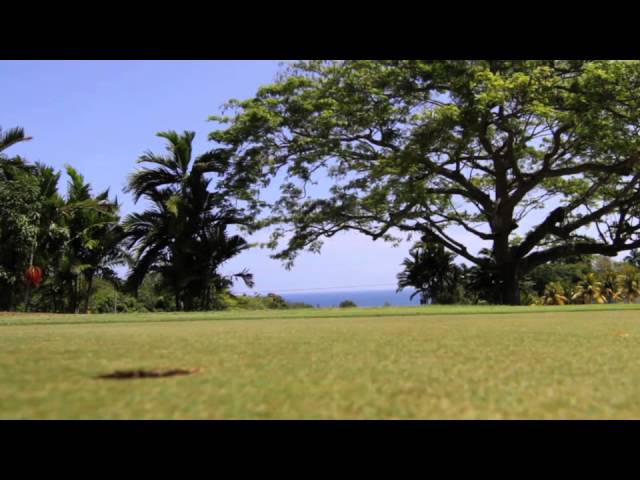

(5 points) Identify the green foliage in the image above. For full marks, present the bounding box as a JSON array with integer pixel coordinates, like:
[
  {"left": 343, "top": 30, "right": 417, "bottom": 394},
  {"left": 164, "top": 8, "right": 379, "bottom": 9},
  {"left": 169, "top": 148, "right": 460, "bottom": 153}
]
[
  {"left": 123, "top": 131, "right": 254, "bottom": 311},
  {"left": 339, "top": 300, "right": 357, "bottom": 308},
  {"left": 134, "top": 272, "right": 176, "bottom": 312},
  {"left": 0, "top": 126, "right": 32, "bottom": 154},
  {"left": 462, "top": 264, "right": 502, "bottom": 305},
  {"left": 617, "top": 267, "right": 640, "bottom": 303},
  {"left": 0, "top": 126, "right": 260, "bottom": 314},
  {"left": 88, "top": 278, "right": 147, "bottom": 313},
  {"left": 210, "top": 60, "right": 640, "bottom": 304},
  {"left": 397, "top": 237, "right": 465, "bottom": 304},
  {"left": 598, "top": 270, "right": 621, "bottom": 303},
  {"left": 539, "top": 282, "right": 569, "bottom": 305},
  {"left": 524, "top": 256, "right": 593, "bottom": 298},
  {"left": 220, "top": 292, "right": 313, "bottom": 310},
  {"left": 0, "top": 129, "right": 42, "bottom": 310},
  {"left": 571, "top": 273, "right": 607, "bottom": 304},
  {"left": 625, "top": 250, "right": 640, "bottom": 269},
  {"left": 0, "top": 126, "right": 123, "bottom": 313},
  {"left": 263, "top": 293, "right": 289, "bottom": 309},
  {"left": 57, "top": 165, "right": 124, "bottom": 313},
  {"left": 0, "top": 175, "right": 41, "bottom": 308}
]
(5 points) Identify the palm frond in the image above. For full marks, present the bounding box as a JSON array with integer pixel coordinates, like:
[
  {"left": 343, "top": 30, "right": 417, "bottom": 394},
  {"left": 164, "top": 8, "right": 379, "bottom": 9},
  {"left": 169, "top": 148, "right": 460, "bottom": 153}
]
[
  {"left": 125, "top": 243, "right": 166, "bottom": 294},
  {"left": 0, "top": 126, "right": 32, "bottom": 153},
  {"left": 126, "top": 168, "right": 182, "bottom": 202},
  {"left": 157, "top": 130, "right": 195, "bottom": 175},
  {"left": 64, "top": 164, "right": 92, "bottom": 202},
  {"left": 229, "top": 268, "right": 255, "bottom": 288}
]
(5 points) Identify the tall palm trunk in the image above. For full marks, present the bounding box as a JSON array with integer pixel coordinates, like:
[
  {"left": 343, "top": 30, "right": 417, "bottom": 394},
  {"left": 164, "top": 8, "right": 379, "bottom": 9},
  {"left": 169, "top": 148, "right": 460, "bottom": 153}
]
[
  {"left": 204, "top": 285, "right": 211, "bottom": 311},
  {"left": 24, "top": 284, "right": 32, "bottom": 312},
  {"left": 8, "top": 288, "right": 15, "bottom": 311},
  {"left": 70, "top": 276, "right": 80, "bottom": 313},
  {"left": 83, "top": 271, "right": 94, "bottom": 314}
]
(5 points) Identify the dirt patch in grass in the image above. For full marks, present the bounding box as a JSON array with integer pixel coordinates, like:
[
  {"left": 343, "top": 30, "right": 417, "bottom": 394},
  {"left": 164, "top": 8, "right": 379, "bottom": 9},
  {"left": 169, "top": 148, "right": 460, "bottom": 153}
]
[{"left": 96, "top": 368, "right": 198, "bottom": 380}]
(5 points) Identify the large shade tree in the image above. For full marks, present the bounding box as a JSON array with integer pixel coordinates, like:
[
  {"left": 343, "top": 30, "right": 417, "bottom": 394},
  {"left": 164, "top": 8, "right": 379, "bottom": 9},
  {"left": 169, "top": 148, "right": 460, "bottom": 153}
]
[{"left": 208, "top": 60, "right": 640, "bottom": 304}]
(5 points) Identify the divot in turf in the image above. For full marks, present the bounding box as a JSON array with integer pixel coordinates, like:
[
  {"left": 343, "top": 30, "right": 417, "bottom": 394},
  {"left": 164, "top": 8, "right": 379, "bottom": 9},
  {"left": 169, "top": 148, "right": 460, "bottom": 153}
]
[{"left": 96, "top": 368, "right": 198, "bottom": 380}]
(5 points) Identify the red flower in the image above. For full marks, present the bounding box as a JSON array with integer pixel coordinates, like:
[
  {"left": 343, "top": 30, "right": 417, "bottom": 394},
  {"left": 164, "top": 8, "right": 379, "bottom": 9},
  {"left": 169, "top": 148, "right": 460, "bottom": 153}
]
[{"left": 25, "top": 266, "right": 43, "bottom": 288}]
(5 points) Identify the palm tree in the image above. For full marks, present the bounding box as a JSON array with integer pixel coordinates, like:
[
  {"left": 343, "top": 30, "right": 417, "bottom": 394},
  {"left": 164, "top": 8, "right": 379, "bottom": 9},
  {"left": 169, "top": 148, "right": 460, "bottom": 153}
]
[
  {"left": 397, "top": 239, "right": 462, "bottom": 304},
  {"left": 123, "top": 131, "right": 253, "bottom": 311},
  {"left": 601, "top": 271, "right": 622, "bottom": 304},
  {"left": 0, "top": 128, "right": 124, "bottom": 313},
  {"left": 21, "top": 163, "right": 67, "bottom": 312},
  {"left": 59, "top": 165, "right": 123, "bottom": 313},
  {"left": 187, "top": 221, "right": 255, "bottom": 310},
  {"left": 540, "top": 282, "right": 569, "bottom": 305},
  {"left": 461, "top": 248, "right": 503, "bottom": 304},
  {"left": 572, "top": 273, "right": 606, "bottom": 304},
  {"left": 617, "top": 270, "right": 640, "bottom": 304}
]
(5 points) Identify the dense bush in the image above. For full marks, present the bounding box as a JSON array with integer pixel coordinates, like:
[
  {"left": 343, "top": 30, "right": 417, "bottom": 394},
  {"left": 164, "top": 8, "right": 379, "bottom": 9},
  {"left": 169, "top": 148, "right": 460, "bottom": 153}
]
[
  {"left": 88, "top": 278, "right": 148, "bottom": 313},
  {"left": 339, "top": 300, "right": 357, "bottom": 308},
  {"left": 221, "top": 292, "right": 313, "bottom": 310}
]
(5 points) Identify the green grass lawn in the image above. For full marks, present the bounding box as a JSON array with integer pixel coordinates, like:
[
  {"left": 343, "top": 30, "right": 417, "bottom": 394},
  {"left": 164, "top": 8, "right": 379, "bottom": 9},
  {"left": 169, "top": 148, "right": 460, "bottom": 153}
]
[{"left": 2, "top": 304, "right": 640, "bottom": 419}]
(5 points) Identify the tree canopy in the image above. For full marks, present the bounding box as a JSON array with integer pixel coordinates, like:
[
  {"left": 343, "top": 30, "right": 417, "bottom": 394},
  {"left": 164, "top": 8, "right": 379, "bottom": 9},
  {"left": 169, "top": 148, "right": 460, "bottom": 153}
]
[
  {"left": 209, "top": 60, "right": 640, "bottom": 304},
  {"left": 123, "top": 131, "right": 254, "bottom": 311}
]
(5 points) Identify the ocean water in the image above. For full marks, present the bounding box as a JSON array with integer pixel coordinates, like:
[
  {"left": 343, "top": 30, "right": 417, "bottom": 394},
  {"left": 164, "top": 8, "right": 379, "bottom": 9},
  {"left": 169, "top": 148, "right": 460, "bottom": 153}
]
[{"left": 281, "top": 288, "right": 422, "bottom": 308}]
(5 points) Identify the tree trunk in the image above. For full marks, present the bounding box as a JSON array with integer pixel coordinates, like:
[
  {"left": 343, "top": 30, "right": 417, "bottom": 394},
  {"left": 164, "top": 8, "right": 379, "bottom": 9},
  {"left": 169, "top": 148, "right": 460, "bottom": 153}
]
[
  {"left": 83, "top": 273, "right": 94, "bottom": 314},
  {"left": 24, "top": 283, "right": 32, "bottom": 312},
  {"left": 500, "top": 264, "right": 521, "bottom": 305},
  {"left": 184, "top": 294, "right": 194, "bottom": 311},
  {"left": 73, "top": 277, "right": 79, "bottom": 313},
  {"left": 204, "top": 285, "right": 210, "bottom": 311},
  {"left": 8, "top": 287, "right": 15, "bottom": 312},
  {"left": 491, "top": 203, "right": 520, "bottom": 305},
  {"left": 67, "top": 278, "right": 75, "bottom": 313}
]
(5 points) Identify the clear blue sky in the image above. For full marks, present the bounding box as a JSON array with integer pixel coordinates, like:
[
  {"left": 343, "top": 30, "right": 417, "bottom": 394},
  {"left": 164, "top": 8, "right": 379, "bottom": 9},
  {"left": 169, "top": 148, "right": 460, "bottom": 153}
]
[{"left": 0, "top": 60, "right": 421, "bottom": 294}]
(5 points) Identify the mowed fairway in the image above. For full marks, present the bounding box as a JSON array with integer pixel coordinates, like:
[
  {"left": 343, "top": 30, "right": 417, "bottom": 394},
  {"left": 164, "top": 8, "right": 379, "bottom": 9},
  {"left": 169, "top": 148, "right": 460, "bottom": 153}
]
[{"left": 2, "top": 305, "right": 640, "bottom": 419}]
